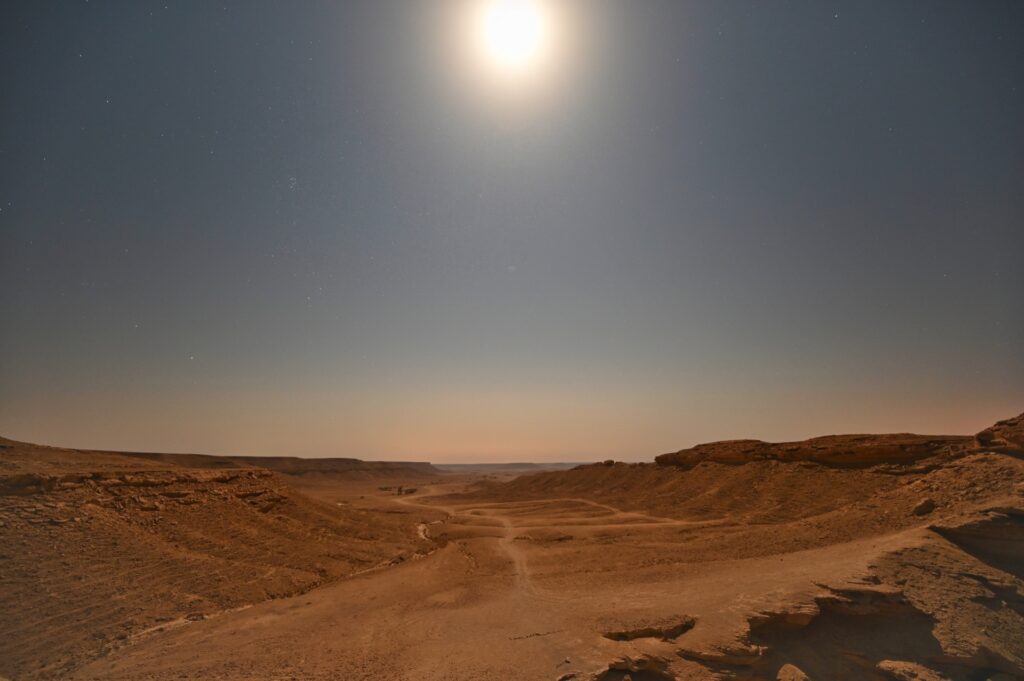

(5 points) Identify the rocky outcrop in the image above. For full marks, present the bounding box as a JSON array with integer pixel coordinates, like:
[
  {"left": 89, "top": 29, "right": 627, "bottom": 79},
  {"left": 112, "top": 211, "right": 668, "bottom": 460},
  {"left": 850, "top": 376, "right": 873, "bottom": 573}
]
[
  {"left": 656, "top": 412, "right": 1024, "bottom": 470},
  {"left": 976, "top": 413, "right": 1024, "bottom": 456},
  {"left": 601, "top": 615, "right": 696, "bottom": 641},
  {"left": 680, "top": 582, "right": 1024, "bottom": 681},
  {"left": 656, "top": 434, "right": 974, "bottom": 469}
]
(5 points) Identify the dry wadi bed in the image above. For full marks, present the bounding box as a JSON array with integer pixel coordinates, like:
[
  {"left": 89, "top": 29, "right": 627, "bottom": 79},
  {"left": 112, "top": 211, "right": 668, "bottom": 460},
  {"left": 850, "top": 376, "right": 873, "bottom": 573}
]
[{"left": 1, "top": 413, "right": 1022, "bottom": 681}]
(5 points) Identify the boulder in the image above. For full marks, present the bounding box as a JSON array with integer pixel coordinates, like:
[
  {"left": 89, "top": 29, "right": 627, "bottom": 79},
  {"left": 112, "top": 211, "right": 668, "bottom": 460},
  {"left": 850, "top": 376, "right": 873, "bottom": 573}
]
[
  {"left": 876, "top": 659, "right": 951, "bottom": 680},
  {"left": 777, "top": 664, "right": 810, "bottom": 681},
  {"left": 912, "top": 498, "right": 936, "bottom": 516}
]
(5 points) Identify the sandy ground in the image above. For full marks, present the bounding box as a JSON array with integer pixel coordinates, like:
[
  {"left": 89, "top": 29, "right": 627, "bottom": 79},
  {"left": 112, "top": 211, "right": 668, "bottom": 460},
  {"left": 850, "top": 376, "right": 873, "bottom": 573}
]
[{"left": 2, "top": 416, "right": 1023, "bottom": 681}]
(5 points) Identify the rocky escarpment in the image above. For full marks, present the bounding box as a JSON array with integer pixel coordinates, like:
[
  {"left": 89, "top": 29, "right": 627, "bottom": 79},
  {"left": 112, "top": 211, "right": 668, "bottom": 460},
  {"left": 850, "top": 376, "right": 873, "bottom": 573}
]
[
  {"left": 85, "top": 450, "right": 440, "bottom": 479},
  {"left": 654, "top": 427, "right": 999, "bottom": 470},
  {"left": 655, "top": 413, "right": 1024, "bottom": 470},
  {"left": 0, "top": 436, "right": 441, "bottom": 480}
]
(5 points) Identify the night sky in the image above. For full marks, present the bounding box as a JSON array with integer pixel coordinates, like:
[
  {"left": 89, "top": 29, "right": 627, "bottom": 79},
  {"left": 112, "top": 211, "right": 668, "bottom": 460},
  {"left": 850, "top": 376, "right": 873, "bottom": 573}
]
[{"left": 1, "top": 1, "right": 1022, "bottom": 461}]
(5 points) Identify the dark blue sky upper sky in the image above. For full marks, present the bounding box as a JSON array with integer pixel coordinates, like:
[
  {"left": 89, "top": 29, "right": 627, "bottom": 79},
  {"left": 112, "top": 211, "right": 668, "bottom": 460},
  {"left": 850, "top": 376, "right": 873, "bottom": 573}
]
[{"left": 1, "top": 1, "right": 1022, "bottom": 461}]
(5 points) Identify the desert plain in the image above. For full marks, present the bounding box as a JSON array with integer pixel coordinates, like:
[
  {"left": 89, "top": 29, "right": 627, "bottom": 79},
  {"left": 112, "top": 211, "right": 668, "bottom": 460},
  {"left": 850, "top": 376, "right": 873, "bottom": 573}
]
[{"left": 1, "top": 413, "right": 1023, "bottom": 681}]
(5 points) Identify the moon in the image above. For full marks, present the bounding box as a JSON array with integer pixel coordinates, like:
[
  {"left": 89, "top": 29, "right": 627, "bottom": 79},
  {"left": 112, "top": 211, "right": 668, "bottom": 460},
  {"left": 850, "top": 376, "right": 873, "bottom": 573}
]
[{"left": 475, "top": 0, "right": 550, "bottom": 75}]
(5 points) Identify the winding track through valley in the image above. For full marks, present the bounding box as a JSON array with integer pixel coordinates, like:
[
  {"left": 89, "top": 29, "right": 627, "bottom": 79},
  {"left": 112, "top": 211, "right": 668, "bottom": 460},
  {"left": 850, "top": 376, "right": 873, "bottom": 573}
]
[
  {"left": 392, "top": 486, "right": 701, "bottom": 595},
  {"left": 63, "top": 478, "right": 995, "bottom": 681}
]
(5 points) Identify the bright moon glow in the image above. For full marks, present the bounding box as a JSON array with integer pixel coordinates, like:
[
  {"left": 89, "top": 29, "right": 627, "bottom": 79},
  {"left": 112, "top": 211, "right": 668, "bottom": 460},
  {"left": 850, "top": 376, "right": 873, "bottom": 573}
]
[{"left": 477, "top": 0, "right": 549, "bottom": 74}]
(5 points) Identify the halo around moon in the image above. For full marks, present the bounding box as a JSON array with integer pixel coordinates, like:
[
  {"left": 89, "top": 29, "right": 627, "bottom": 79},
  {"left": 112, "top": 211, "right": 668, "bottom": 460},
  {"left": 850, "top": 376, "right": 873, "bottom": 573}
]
[{"left": 473, "top": 0, "right": 552, "bottom": 77}]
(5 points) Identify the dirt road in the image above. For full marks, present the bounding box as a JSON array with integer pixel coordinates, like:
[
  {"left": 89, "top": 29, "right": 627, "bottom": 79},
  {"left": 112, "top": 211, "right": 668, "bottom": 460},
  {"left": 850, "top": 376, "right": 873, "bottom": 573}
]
[{"left": 67, "top": 481, "right": 930, "bottom": 681}]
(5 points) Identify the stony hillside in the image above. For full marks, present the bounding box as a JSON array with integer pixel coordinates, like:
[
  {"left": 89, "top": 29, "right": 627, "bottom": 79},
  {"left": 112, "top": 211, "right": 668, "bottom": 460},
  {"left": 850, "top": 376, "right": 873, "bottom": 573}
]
[
  {"left": 463, "top": 413, "right": 1024, "bottom": 680},
  {"left": 0, "top": 438, "right": 433, "bottom": 680}
]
